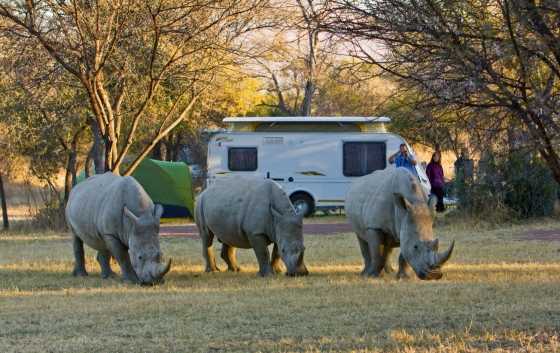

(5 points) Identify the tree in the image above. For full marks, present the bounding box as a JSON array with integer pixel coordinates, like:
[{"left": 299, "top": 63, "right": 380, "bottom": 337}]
[
  {"left": 0, "top": 43, "right": 90, "bottom": 205},
  {"left": 314, "top": 62, "right": 392, "bottom": 116},
  {"left": 0, "top": 0, "right": 267, "bottom": 175},
  {"left": 0, "top": 137, "right": 9, "bottom": 230},
  {"left": 328, "top": 0, "right": 560, "bottom": 182},
  {"left": 250, "top": 0, "right": 334, "bottom": 116}
]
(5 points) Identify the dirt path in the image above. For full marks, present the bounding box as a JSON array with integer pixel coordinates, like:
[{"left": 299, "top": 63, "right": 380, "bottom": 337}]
[
  {"left": 161, "top": 223, "right": 560, "bottom": 241},
  {"left": 160, "top": 223, "right": 353, "bottom": 238},
  {"left": 521, "top": 229, "right": 560, "bottom": 241}
]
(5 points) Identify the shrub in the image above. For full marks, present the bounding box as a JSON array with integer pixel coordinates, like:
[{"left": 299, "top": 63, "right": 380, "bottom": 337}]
[
  {"left": 454, "top": 149, "right": 558, "bottom": 220},
  {"left": 501, "top": 151, "right": 558, "bottom": 218}
]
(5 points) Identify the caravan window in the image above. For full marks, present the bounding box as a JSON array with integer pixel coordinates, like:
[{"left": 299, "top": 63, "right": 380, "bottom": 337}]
[
  {"left": 343, "top": 142, "right": 386, "bottom": 177},
  {"left": 228, "top": 147, "right": 258, "bottom": 171}
]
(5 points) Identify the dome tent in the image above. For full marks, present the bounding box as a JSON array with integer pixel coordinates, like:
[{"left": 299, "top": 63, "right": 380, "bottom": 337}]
[
  {"left": 77, "top": 159, "right": 194, "bottom": 218},
  {"left": 131, "top": 159, "right": 194, "bottom": 218}
]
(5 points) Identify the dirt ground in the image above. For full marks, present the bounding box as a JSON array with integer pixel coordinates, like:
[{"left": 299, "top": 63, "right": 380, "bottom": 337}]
[
  {"left": 521, "top": 228, "right": 560, "bottom": 241},
  {"left": 160, "top": 222, "right": 353, "bottom": 238},
  {"left": 161, "top": 220, "right": 560, "bottom": 243}
]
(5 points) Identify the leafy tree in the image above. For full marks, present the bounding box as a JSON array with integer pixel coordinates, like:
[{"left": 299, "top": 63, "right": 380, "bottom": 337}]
[
  {"left": 328, "top": 0, "right": 560, "bottom": 183},
  {"left": 250, "top": 0, "right": 335, "bottom": 116},
  {"left": 0, "top": 0, "right": 267, "bottom": 175}
]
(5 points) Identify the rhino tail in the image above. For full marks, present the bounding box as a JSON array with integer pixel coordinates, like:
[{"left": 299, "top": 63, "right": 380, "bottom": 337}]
[{"left": 194, "top": 193, "right": 209, "bottom": 237}]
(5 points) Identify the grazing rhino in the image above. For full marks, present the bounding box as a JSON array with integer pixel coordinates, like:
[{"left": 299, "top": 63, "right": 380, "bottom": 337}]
[
  {"left": 195, "top": 177, "right": 308, "bottom": 277},
  {"left": 345, "top": 167, "right": 454, "bottom": 280},
  {"left": 65, "top": 172, "right": 171, "bottom": 285}
]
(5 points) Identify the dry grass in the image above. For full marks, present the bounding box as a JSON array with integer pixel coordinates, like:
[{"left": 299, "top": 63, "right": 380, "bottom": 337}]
[{"left": 1, "top": 218, "right": 560, "bottom": 352}]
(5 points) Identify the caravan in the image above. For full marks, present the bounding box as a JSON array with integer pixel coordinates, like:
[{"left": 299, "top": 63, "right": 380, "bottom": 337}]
[{"left": 206, "top": 117, "right": 431, "bottom": 216}]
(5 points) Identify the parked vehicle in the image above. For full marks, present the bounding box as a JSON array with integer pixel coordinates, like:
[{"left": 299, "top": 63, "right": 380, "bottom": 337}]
[{"left": 206, "top": 117, "right": 431, "bottom": 216}]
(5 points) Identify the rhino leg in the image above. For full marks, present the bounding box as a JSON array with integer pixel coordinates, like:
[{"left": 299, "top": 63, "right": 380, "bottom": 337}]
[
  {"left": 103, "top": 235, "right": 139, "bottom": 284},
  {"left": 383, "top": 246, "right": 395, "bottom": 274},
  {"left": 96, "top": 250, "right": 116, "bottom": 279},
  {"left": 357, "top": 235, "right": 373, "bottom": 276},
  {"left": 270, "top": 243, "right": 283, "bottom": 273},
  {"left": 71, "top": 234, "right": 88, "bottom": 277},
  {"left": 221, "top": 244, "right": 241, "bottom": 272},
  {"left": 249, "top": 235, "right": 274, "bottom": 277},
  {"left": 397, "top": 252, "right": 411, "bottom": 279},
  {"left": 201, "top": 229, "right": 220, "bottom": 272},
  {"left": 364, "top": 229, "right": 385, "bottom": 277}
]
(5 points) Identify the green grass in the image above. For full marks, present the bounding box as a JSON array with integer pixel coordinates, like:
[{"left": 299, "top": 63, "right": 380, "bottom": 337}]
[{"left": 1, "top": 218, "right": 560, "bottom": 352}]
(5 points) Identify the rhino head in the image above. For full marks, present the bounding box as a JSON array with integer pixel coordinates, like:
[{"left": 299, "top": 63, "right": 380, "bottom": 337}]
[
  {"left": 271, "top": 207, "right": 309, "bottom": 277},
  {"left": 124, "top": 205, "right": 172, "bottom": 285},
  {"left": 395, "top": 191, "right": 454, "bottom": 280}
]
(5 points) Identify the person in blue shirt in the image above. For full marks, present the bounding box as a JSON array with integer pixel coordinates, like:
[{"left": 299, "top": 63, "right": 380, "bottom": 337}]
[{"left": 388, "top": 143, "right": 418, "bottom": 175}]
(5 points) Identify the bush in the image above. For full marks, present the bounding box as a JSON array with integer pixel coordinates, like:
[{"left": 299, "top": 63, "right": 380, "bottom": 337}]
[
  {"left": 501, "top": 151, "right": 558, "bottom": 218},
  {"left": 454, "top": 149, "right": 558, "bottom": 220},
  {"left": 31, "top": 200, "right": 66, "bottom": 230}
]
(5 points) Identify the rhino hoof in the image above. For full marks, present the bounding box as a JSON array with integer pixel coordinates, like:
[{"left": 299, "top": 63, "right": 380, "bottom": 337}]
[
  {"left": 101, "top": 271, "right": 117, "bottom": 279},
  {"left": 397, "top": 272, "right": 410, "bottom": 280},
  {"left": 360, "top": 269, "right": 382, "bottom": 278},
  {"left": 258, "top": 270, "right": 274, "bottom": 277},
  {"left": 72, "top": 268, "right": 88, "bottom": 277},
  {"left": 384, "top": 265, "right": 395, "bottom": 274}
]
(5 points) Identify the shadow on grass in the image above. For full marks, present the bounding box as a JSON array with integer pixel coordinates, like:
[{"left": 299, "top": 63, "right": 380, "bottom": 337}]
[{"left": 2, "top": 262, "right": 559, "bottom": 296}]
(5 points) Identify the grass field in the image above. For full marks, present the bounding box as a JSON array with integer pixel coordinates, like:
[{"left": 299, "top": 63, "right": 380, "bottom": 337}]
[{"left": 1, "top": 217, "right": 559, "bottom": 352}]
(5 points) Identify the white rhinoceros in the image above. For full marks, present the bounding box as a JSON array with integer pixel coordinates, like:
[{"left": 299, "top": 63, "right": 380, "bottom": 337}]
[
  {"left": 345, "top": 167, "right": 454, "bottom": 280},
  {"left": 65, "top": 172, "right": 171, "bottom": 284},
  {"left": 195, "top": 177, "right": 308, "bottom": 277}
]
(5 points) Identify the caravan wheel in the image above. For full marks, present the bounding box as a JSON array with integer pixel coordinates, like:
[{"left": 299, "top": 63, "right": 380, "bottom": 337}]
[{"left": 290, "top": 193, "right": 315, "bottom": 217}]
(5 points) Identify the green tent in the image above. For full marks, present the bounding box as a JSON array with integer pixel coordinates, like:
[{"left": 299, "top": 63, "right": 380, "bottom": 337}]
[{"left": 77, "top": 159, "right": 194, "bottom": 218}]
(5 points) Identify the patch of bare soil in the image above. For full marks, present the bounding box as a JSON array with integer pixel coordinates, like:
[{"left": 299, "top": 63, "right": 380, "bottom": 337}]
[{"left": 521, "top": 229, "right": 560, "bottom": 242}]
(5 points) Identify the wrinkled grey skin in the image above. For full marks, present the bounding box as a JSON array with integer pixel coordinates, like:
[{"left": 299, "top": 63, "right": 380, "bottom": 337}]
[
  {"left": 195, "top": 177, "right": 308, "bottom": 277},
  {"left": 345, "top": 168, "right": 454, "bottom": 280},
  {"left": 65, "top": 172, "right": 171, "bottom": 285}
]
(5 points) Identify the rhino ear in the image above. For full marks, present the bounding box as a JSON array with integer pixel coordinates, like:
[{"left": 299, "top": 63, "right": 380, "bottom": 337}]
[
  {"left": 154, "top": 204, "right": 164, "bottom": 220},
  {"left": 124, "top": 206, "right": 139, "bottom": 225},
  {"left": 430, "top": 239, "right": 439, "bottom": 251},
  {"left": 394, "top": 193, "right": 413, "bottom": 211}
]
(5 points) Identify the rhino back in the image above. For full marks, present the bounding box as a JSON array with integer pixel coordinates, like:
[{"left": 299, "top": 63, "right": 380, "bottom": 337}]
[
  {"left": 66, "top": 173, "right": 153, "bottom": 249},
  {"left": 197, "top": 178, "right": 280, "bottom": 248},
  {"left": 345, "top": 168, "right": 399, "bottom": 235}
]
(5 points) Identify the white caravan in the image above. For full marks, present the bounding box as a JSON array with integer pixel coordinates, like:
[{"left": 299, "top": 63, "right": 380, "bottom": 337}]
[{"left": 206, "top": 117, "right": 431, "bottom": 216}]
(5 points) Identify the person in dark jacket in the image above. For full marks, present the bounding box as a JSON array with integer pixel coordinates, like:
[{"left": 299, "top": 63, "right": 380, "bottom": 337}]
[{"left": 426, "top": 151, "right": 445, "bottom": 212}]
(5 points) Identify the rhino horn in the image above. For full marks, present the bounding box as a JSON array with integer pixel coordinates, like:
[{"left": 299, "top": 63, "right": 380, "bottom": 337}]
[
  {"left": 434, "top": 240, "right": 455, "bottom": 267},
  {"left": 155, "top": 258, "right": 172, "bottom": 280}
]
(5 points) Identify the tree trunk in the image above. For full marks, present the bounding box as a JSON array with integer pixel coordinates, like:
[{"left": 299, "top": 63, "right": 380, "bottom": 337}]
[
  {"left": 300, "top": 80, "right": 315, "bottom": 116},
  {"left": 88, "top": 117, "right": 106, "bottom": 174},
  {"left": 171, "top": 138, "right": 182, "bottom": 162},
  {"left": 84, "top": 151, "right": 93, "bottom": 178},
  {"left": 63, "top": 129, "right": 82, "bottom": 206},
  {"left": 0, "top": 172, "right": 9, "bottom": 230},
  {"left": 539, "top": 148, "right": 560, "bottom": 185},
  {"left": 152, "top": 140, "right": 167, "bottom": 161},
  {"left": 63, "top": 153, "right": 74, "bottom": 206},
  {"left": 104, "top": 138, "right": 114, "bottom": 174}
]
